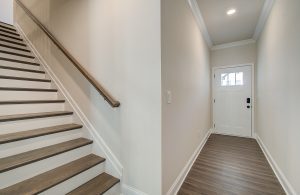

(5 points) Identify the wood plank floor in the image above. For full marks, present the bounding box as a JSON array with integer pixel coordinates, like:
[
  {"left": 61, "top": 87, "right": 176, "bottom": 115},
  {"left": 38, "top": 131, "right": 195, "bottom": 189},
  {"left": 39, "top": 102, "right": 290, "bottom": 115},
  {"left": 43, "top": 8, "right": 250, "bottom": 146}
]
[{"left": 178, "top": 134, "right": 285, "bottom": 195}]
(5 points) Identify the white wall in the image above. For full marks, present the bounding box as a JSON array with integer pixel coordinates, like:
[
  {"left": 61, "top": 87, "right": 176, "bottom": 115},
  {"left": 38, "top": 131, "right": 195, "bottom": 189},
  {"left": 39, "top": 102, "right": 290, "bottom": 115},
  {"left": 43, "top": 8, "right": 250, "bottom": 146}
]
[
  {"left": 15, "top": 0, "right": 162, "bottom": 194},
  {"left": 161, "top": 0, "right": 211, "bottom": 194},
  {"left": 0, "top": 0, "right": 13, "bottom": 24},
  {"left": 256, "top": 0, "right": 300, "bottom": 194},
  {"left": 211, "top": 43, "right": 257, "bottom": 67}
]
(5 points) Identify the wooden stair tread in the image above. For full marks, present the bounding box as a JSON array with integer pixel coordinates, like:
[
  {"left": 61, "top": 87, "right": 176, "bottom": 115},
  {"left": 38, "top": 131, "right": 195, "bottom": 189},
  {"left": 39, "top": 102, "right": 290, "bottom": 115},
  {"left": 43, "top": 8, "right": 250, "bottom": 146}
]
[
  {"left": 0, "top": 138, "right": 93, "bottom": 173},
  {"left": 0, "top": 154, "right": 105, "bottom": 195},
  {"left": 0, "top": 111, "right": 73, "bottom": 122},
  {"left": 0, "top": 87, "right": 56, "bottom": 92},
  {"left": 0, "top": 123, "right": 83, "bottom": 144},
  {"left": 0, "top": 75, "right": 51, "bottom": 82},
  {"left": 0, "top": 100, "right": 65, "bottom": 104},
  {"left": 0, "top": 65, "right": 44, "bottom": 73},
  {"left": 0, "top": 57, "right": 39, "bottom": 66},
  {"left": 67, "top": 173, "right": 120, "bottom": 195}
]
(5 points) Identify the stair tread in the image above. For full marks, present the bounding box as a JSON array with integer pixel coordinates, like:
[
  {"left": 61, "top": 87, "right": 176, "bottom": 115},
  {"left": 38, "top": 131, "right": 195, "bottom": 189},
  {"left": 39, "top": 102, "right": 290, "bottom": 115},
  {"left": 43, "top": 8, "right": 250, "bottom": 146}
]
[
  {"left": 0, "top": 154, "right": 105, "bottom": 195},
  {"left": 0, "top": 111, "right": 73, "bottom": 122},
  {"left": 0, "top": 87, "right": 56, "bottom": 92},
  {"left": 0, "top": 123, "right": 83, "bottom": 144},
  {"left": 0, "top": 65, "right": 44, "bottom": 73},
  {"left": 0, "top": 43, "right": 30, "bottom": 52},
  {"left": 0, "top": 57, "right": 39, "bottom": 66},
  {"left": 0, "top": 24, "right": 16, "bottom": 32},
  {"left": 67, "top": 173, "right": 120, "bottom": 195},
  {"left": 0, "top": 75, "right": 51, "bottom": 82},
  {"left": 0, "top": 32, "right": 23, "bottom": 41},
  {"left": 0, "top": 138, "right": 93, "bottom": 173},
  {"left": 0, "top": 49, "right": 34, "bottom": 58},
  {"left": 0, "top": 37, "right": 26, "bottom": 47},
  {"left": 0, "top": 100, "right": 65, "bottom": 104},
  {"left": 0, "top": 28, "right": 20, "bottom": 37}
]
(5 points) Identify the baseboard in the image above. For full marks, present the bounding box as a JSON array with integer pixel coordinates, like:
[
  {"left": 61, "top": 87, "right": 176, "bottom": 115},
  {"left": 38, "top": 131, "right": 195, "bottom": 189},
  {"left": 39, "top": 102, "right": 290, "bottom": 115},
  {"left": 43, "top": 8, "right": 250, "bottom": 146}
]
[
  {"left": 15, "top": 23, "right": 123, "bottom": 179},
  {"left": 121, "top": 184, "right": 148, "bottom": 195},
  {"left": 255, "top": 133, "right": 297, "bottom": 195},
  {"left": 167, "top": 129, "right": 212, "bottom": 195}
]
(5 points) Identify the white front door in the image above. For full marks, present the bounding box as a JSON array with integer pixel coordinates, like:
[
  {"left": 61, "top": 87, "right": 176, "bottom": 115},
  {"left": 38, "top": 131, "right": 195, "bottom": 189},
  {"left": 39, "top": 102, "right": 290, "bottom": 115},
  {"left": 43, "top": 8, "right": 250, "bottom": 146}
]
[{"left": 213, "top": 65, "right": 252, "bottom": 137}]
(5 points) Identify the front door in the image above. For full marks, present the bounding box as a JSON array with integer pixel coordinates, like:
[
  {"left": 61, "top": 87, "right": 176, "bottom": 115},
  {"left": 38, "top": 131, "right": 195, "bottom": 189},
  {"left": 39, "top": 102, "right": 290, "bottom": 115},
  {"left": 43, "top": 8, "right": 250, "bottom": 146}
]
[{"left": 213, "top": 65, "right": 252, "bottom": 137}]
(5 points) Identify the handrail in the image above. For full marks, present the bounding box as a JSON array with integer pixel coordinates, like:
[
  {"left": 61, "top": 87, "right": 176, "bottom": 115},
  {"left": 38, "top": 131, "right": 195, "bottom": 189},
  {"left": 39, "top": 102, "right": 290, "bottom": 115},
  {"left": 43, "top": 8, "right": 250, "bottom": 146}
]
[{"left": 15, "top": 0, "right": 120, "bottom": 107}]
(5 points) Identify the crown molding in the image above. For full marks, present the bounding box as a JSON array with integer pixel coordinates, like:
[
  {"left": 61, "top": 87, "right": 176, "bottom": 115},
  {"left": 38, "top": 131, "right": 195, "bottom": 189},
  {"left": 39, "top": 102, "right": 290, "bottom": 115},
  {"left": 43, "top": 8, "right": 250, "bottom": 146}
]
[
  {"left": 253, "top": 0, "right": 275, "bottom": 40},
  {"left": 187, "top": 0, "right": 213, "bottom": 47},
  {"left": 211, "top": 39, "right": 256, "bottom": 51}
]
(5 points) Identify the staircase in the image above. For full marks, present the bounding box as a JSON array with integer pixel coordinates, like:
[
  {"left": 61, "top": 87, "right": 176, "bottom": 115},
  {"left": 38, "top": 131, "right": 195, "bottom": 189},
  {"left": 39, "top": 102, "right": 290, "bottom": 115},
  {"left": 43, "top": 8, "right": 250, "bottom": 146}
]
[{"left": 0, "top": 21, "right": 120, "bottom": 194}]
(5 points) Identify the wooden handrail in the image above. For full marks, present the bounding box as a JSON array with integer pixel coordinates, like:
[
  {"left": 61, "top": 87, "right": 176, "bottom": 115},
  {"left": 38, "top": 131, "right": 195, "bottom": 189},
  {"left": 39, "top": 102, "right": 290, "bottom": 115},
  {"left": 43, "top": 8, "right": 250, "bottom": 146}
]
[{"left": 15, "top": 0, "right": 120, "bottom": 108}]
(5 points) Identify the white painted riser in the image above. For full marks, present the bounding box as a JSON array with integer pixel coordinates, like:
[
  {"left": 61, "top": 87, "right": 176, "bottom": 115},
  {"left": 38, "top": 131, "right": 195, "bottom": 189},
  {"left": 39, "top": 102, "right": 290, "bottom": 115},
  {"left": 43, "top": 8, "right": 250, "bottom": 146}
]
[
  {"left": 0, "top": 53, "right": 37, "bottom": 63},
  {"left": 0, "top": 129, "right": 83, "bottom": 158},
  {"left": 0, "top": 69, "right": 45, "bottom": 79},
  {"left": 103, "top": 183, "right": 121, "bottom": 195},
  {"left": 41, "top": 163, "right": 105, "bottom": 195},
  {"left": 0, "top": 91, "right": 57, "bottom": 101},
  {"left": 0, "top": 103, "right": 65, "bottom": 115},
  {"left": 0, "top": 79, "right": 51, "bottom": 88},
  {"left": 0, "top": 61, "right": 40, "bottom": 70},
  {"left": 0, "top": 41, "right": 28, "bottom": 50},
  {"left": 0, "top": 115, "right": 74, "bottom": 134},
  {"left": 0, "top": 144, "right": 95, "bottom": 188},
  {"left": 0, "top": 46, "right": 32, "bottom": 56}
]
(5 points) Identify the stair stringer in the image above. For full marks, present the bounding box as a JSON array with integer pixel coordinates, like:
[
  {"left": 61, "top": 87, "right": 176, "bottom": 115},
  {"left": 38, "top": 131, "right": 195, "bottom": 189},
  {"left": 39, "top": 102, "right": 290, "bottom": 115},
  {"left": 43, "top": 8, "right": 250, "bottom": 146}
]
[{"left": 15, "top": 23, "right": 123, "bottom": 181}]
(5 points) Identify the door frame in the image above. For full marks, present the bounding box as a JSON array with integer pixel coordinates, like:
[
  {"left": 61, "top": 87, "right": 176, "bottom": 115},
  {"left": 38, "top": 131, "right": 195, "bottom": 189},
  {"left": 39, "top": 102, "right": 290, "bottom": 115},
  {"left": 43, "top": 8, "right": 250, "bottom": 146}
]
[{"left": 212, "top": 63, "right": 255, "bottom": 138}]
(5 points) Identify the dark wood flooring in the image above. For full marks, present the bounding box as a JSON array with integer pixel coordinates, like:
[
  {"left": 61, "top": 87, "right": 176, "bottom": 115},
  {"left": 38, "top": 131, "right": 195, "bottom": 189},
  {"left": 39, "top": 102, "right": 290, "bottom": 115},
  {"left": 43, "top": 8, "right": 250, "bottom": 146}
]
[{"left": 178, "top": 134, "right": 285, "bottom": 195}]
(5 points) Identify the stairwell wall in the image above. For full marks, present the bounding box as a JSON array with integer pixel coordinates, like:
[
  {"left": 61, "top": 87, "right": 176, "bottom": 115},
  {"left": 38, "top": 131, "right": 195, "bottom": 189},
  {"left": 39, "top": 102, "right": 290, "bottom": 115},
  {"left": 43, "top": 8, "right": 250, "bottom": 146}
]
[{"left": 14, "top": 0, "right": 162, "bottom": 194}]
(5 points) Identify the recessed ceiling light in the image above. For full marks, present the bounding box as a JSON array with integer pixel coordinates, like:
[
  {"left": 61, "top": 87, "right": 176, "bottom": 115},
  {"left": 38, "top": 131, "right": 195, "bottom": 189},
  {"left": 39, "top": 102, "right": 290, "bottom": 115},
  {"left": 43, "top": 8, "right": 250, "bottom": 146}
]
[{"left": 227, "top": 9, "right": 236, "bottom": 15}]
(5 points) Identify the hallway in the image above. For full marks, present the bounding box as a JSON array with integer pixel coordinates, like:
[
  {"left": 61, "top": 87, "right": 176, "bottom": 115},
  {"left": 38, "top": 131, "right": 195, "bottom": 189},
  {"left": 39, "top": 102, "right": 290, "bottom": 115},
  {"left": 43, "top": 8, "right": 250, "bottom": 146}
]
[{"left": 178, "top": 134, "right": 285, "bottom": 195}]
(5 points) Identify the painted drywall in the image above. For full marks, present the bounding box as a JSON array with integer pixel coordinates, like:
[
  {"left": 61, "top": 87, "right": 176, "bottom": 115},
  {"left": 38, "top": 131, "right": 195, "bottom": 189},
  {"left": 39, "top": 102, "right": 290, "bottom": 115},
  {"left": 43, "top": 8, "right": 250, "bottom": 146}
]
[
  {"left": 0, "top": 0, "right": 13, "bottom": 24},
  {"left": 161, "top": 0, "right": 211, "bottom": 194},
  {"left": 211, "top": 43, "right": 257, "bottom": 67},
  {"left": 15, "top": 0, "right": 162, "bottom": 194},
  {"left": 256, "top": 0, "right": 300, "bottom": 194}
]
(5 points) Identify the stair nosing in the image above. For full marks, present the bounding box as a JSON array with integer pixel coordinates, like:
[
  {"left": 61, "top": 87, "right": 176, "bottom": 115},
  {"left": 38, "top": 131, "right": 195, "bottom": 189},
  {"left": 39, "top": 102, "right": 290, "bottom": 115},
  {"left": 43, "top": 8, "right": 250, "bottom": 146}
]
[
  {"left": 0, "top": 87, "right": 56, "bottom": 92},
  {"left": 0, "top": 111, "right": 73, "bottom": 122},
  {"left": 0, "top": 75, "right": 51, "bottom": 82},
  {"left": 0, "top": 28, "right": 20, "bottom": 37},
  {"left": 0, "top": 43, "right": 31, "bottom": 52},
  {"left": 0, "top": 123, "right": 83, "bottom": 144},
  {"left": 0, "top": 49, "right": 34, "bottom": 59},
  {"left": 0, "top": 24, "right": 17, "bottom": 32},
  {"left": 0, "top": 100, "right": 65, "bottom": 105},
  {"left": 0, "top": 138, "right": 93, "bottom": 173},
  {"left": 0, "top": 32, "right": 23, "bottom": 41},
  {"left": 0, "top": 37, "right": 26, "bottom": 47},
  {"left": 0, "top": 65, "right": 44, "bottom": 74},
  {"left": 0, "top": 154, "right": 105, "bottom": 194},
  {"left": 0, "top": 56, "right": 39, "bottom": 66}
]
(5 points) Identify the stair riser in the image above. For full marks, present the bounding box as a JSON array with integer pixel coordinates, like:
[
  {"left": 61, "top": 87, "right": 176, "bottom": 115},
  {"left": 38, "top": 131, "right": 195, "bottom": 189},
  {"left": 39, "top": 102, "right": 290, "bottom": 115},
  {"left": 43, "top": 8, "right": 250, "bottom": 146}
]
[
  {"left": 0, "top": 23, "right": 16, "bottom": 30},
  {"left": 41, "top": 164, "right": 105, "bottom": 195},
  {"left": 0, "top": 79, "right": 51, "bottom": 88},
  {"left": 0, "top": 91, "right": 57, "bottom": 101},
  {"left": 103, "top": 183, "right": 121, "bottom": 195},
  {"left": 0, "top": 36, "right": 25, "bottom": 46},
  {"left": 0, "top": 115, "right": 74, "bottom": 134},
  {"left": 0, "top": 69, "right": 45, "bottom": 79},
  {"left": 0, "top": 61, "right": 40, "bottom": 70},
  {"left": 0, "top": 129, "right": 83, "bottom": 158},
  {"left": 0, "top": 53, "right": 37, "bottom": 64},
  {"left": 0, "top": 145, "right": 94, "bottom": 188},
  {"left": 0, "top": 40, "right": 28, "bottom": 50},
  {"left": 0, "top": 31, "right": 20, "bottom": 40},
  {"left": 0, "top": 103, "right": 65, "bottom": 115},
  {"left": 0, "top": 46, "right": 31, "bottom": 56}
]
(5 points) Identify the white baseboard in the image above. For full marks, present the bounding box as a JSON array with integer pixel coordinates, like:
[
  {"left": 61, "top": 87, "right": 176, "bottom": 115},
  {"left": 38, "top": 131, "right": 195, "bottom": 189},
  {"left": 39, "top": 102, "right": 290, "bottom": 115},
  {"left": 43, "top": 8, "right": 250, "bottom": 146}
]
[
  {"left": 255, "top": 133, "right": 297, "bottom": 195},
  {"left": 167, "top": 129, "right": 212, "bottom": 195},
  {"left": 15, "top": 23, "right": 123, "bottom": 179},
  {"left": 121, "top": 184, "right": 148, "bottom": 195}
]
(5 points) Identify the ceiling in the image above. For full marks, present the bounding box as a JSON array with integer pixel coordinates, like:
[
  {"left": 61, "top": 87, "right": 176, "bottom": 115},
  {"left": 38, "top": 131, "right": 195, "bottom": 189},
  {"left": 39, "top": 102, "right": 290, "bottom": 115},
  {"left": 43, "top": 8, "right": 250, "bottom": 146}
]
[{"left": 196, "top": 0, "right": 266, "bottom": 45}]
